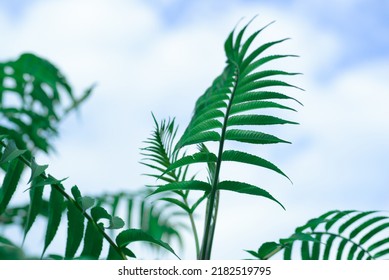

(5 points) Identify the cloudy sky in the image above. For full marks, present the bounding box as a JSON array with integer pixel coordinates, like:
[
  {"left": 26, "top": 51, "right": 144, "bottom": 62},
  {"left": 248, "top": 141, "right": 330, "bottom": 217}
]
[{"left": 1, "top": 0, "right": 389, "bottom": 259}]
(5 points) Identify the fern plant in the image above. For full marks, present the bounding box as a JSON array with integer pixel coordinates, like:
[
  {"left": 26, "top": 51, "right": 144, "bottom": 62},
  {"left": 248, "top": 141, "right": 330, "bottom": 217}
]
[
  {"left": 4, "top": 19, "right": 386, "bottom": 262},
  {"left": 247, "top": 210, "right": 389, "bottom": 260},
  {"left": 145, "top": 19, "right": 302, "bottom": 259}
]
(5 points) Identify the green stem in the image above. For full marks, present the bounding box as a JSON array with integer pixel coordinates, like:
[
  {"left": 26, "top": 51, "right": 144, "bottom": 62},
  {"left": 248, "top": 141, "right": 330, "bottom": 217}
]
[
  {"left": 199, "top": 66, "right": 239, "bottom": 260},
  {"left": 183, "top": 195, "right": 200, "bottom": 257},
  {"left": 0, "top": 140, "right": 127, "bottom": 260},
  {"left": 172, "top": 172, "right": 200, "bottom": 258}
]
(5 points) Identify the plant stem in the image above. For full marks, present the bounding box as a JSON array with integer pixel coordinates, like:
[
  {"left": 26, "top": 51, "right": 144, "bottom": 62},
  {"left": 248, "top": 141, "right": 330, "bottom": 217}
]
[
  {"left": 172, "top": 172, "right": 200, "bottom": 258},
  {"left": 0, "top": 140, "right": 127, "bottom": 260},
  {"left": 183, "top": 195, "right": 200, "bottom": 257},
  {"left": 199, "top": 66, "right": 240, "bottom": 260}
]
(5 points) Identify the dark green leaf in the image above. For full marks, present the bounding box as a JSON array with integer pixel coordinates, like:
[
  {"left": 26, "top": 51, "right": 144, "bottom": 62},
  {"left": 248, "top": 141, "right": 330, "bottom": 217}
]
[
  {"left": 280, "top": 232, "right": 321, "bottom": 244},
  {"left": 301, "top": 240, "right": 311, "bottom": 260},
  {"left": 237, "top": 22, "right": 274, "bottom": 63},
  {"left": 360, "top": 222, "right": 389, "bottom": 245},
  {"left": 32, "top": 176, "right": 68, "bottom": 187},
  {"left": 373, "top": 248, "right": 389, "bottom": 259},
  {"left": 233, "top": 91, "right": 302, "bottom": 106},
  {"left": 178, "top": 131, "right": 221, "bottom": 148},
  {"left": 323, "top": 235, "right": 336, "bottom": 260},
  {"left": 65, "top": 195, "right": 85, "bottom": 259},
  {"left": 338, "top": 211, "right": 375, "bottom": 234},
  {"left": 227, "top": 115, "right": 298, "bottom": 127},
  {"left": 28, "top": 157, "right": 48, "bottom": 184},
  {"left": 150, "top": 181, "right": 212, "bottom": 196},
  {"left": 225, "top": 129, "right": 290, "bottom": 144},
  {"left": 164, "top": 152, "right": 217, "bottom": 176},
  {"left": 241, "top": 55, "right": 299, "bottom": 78},
  {"left": 116, "top": 229, "right": 180, "bottom": 259},
  {"left": 236, "top": 79, "right": 302, "bottom": 95},
  {"left": 240, "top": 39, "right": 290, "bottom": 72},
  {"left": 42, "top": 185, "right": 65, "bottom": 257},
  {"left": 24, "top": 176, "right": 44, "bottom": 239},
  {"left": 0, "top": 158, "right": 24, "bottom": 215},
  {"left": 325, "top": 210, "right": 356, "bottom": 231},
  {"left": 81, "top": 221, "right": 104, "bottom": 259},
  {"left": 0, "top": 141, "right": 26, "bottom": 165},
  {"left": 217, "top": 181, "right": 284, "bottom": 210},
  {"left": 238, "top": 70, "right": 301, "bottom": 88},
  {"left": 91, "top": 206, "right": 111, "bottom": 221},
  {"left": 222, "top": 150, "right": 290, "bottom": 180},
  {"left": 159, "top": 197, "right": 191, "bottom": 213},
  {"left": 349, "top": 216, "right": 387, "bottom": 239},
  {"left": 311, "top": 234, "right": 322, "bottom": 260},
  {"left": 185, "top": 119, "right": 223, "bottom": 135},
  {"left": 336, "top": 239, "right": 348, "bottom": 260},
  {"left": 256, "top": 242, "right": 282, "bottom": 260},
  {"left": 347, "top": 243, "right": 359, "bottom": 260},
  {"left": 368, "top": 237, "right": 389, "bottom": 252},
  {"left": 230, "top": 100, "right": 296, "bottom": 115}
]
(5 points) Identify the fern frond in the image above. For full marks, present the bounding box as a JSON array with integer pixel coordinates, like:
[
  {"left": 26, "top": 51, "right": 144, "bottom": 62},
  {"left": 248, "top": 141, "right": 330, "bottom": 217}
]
[
  {"left": 250, "top": 210, "right": 389, "bottom": 260},
  {"left": 165, "top": 19, "right": 302, "bottom": 259},
  {"left": 140, "top": 115, "right": 205, "bottom": 257}
]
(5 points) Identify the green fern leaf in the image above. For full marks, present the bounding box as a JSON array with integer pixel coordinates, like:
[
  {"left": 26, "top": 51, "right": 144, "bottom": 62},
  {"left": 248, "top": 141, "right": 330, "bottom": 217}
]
[
  {"left": 233, "top": 90, "right": 302, "bottom": 106},
  {"left": 170, "top": 20, "right": 302, "bottom": 259},
  {"left": 225, "top": 129, "right": 290, "bottom": 144},
  {"left": 229, "top": 100, "right": 296, "bottom": 115},
  {"left": 217, "top": 181, "right": 284, "bottom": 210},
  {"left": 227, "top": 114, "right": 298, "bottom": 126},
  {"left": 221, "top": 150, "right": 290, "bottom": 180},
  {"left": 150, "top": 181, "right": 212, "bottom": 196},
  {"left": 116, "top": 229, "right": 179, "bottom": 259},
  {"left": 253, "top": 210, "right": 389, "bottom": 260},
  {"left": 163, "top": 152, "right": 217, "bottom": 175}
]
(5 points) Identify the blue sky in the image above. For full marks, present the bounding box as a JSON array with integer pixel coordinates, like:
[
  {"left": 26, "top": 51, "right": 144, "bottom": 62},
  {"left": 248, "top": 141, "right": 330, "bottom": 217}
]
[{"left": 1, "top": 0, "right": 389, "bottom": 259}]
